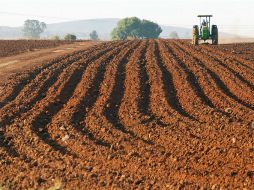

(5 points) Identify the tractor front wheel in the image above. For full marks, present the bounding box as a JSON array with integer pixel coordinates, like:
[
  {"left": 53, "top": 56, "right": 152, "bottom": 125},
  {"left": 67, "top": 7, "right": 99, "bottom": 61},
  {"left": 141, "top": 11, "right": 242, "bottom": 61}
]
[{"left": 192, "top": 25, "right": 199, "bottom": 45}]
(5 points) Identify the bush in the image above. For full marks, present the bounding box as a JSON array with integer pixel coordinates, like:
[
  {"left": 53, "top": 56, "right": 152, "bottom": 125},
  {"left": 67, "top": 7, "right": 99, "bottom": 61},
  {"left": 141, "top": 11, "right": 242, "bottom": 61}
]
[
  {"left": 89, "top": 30, "right": 99, "bottom": 40},
  {"left": 51, "top": 35, "right": 61, "bottom": 41},
  {"left": 64, "top": 34, "right": 77, "bottom": 41},
  {"left": 169, "top": 31, "right": 179, "bottom": 39}
]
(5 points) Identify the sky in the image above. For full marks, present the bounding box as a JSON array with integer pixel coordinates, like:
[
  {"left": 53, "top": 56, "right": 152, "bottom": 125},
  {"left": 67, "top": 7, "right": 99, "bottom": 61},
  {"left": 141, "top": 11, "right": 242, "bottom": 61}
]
[{"left": 0, "top": 0, "right": 254, "bottom": 37}]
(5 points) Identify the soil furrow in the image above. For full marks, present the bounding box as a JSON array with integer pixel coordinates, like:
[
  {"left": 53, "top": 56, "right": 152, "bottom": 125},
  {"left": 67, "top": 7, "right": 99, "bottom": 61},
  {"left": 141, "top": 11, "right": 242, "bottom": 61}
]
[
  {"left": 85, "top": 40, "right": 141, "bottom": 132},
  {"left": 0, "top": 43, "right": 119, "bottom": 156},
  {"left": 209, "top": 44, "right": 254, "bottom": 72},
  {"left": 1, "top": 42, "right": 124, "bottom": 157},
  {"left": 68, "top": 42, "right": 132, "bottom": 145},
  {"left": 0, "top": 40, "right": 254, "bottom": 189},
  {"left": 175, "top": 41, "right": 254, "bottom": 106},
  {"left": 0, "top": 42, "right": 110, "bottom": 109},
  {"left": 103, "top": 40, "right": 154, "bottom": 144},
  {"left": 200, "top": 43, "right": 254, "bottom": 76},
  {"left": 0, "top": 42, "right": 128, "bottom": 187},
  {"left": 168, "top": 42, "right": 233, "bottom": 114},
  {"left": 0, "top": 42, "right": 112, "bottom": 123},
  {"left": 180, "top": 41, "right": 254, "bottom": 90},
  {"left": 151, "top": 40, "right": 196, "bottom": 120},
  {"left": 42, "top": 41, "right": 132, "bottom": 153},
  {"left": 27, "top": 41, "right": 127, "bottom": 153},
  {"left": 77, "top": 40, "right": 153, "bottom": 156},
  {"left": 159, "top": 40, "right": 234, "bottom": 123},
  {"left": 37, "top": 41, "right": 147, "bottom": 181},
  {"left": 159, "top": 40, "right": 215, "bottom": 109},
  {"left": 102, "top": 41, "right": 142, "bottom": 132},
  {"left": 138, "top": 40, "right": 158, "bottom": 122},
  {"left": 118, "top": 41, "right": 154, "bottom": 137},
  {"left": 171, "top": 41, "right": 254, "bottom": 120}
]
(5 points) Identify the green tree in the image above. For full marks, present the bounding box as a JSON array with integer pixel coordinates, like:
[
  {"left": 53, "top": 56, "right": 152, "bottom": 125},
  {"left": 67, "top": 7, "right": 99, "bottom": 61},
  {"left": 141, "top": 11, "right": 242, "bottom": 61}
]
[
  {"left": 140, "top": 19, "right": 162, "bottom": 39},
  {"left": 23, "top": 20, "right": 46, "bottom": 39},
  {"left": 64, "top": 34, "right": 77, "bottom": 41},
  {"left": 111, "top": 17, "right": 162, "bottom": 40},
  {"left": 89, "top": 30, "right": 99, "bottom": 40},
  {"left": 111, "top": 17, "right": 142, "bottom": 40},
  {"left": 169, "top": 31, "right": 179, "bottom": 39}
]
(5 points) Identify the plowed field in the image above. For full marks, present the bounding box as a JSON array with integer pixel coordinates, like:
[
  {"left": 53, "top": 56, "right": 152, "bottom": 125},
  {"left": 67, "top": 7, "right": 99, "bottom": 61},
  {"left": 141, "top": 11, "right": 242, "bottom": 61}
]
[
  {"left": 0, "top": 39, "right": 253, "bottom": 189},
  {"left": 0, "top": 40, "right": 73, "bottom": 57}
]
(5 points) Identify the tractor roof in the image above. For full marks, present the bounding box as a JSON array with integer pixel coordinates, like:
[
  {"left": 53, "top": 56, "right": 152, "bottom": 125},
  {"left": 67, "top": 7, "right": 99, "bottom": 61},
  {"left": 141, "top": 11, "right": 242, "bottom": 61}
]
[{"left": 198, "top": 15, "right": 213, "bottom": 17}]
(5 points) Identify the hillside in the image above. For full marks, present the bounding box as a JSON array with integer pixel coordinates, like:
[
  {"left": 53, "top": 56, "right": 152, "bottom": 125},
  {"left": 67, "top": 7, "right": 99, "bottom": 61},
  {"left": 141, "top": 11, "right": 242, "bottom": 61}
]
[
  {"left": 0, "top": 26, "right": 22, "bottom": 39},
  {"left": 44, "top": 18, "right": 120, "bottom": 40},
  {"left": 0, "top": 18, "right": 249, "bottom": 40}
]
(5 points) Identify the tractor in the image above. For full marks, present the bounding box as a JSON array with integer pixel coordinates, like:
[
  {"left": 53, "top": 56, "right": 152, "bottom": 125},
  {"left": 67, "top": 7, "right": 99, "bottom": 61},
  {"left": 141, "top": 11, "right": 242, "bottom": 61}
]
[{"left": 192, "top": 15, "right": 218, "bottom": 45}]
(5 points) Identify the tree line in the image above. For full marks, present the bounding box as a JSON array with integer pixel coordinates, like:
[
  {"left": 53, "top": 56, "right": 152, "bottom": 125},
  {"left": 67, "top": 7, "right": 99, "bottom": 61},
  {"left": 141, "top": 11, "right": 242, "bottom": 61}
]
[{"left": 22, "top": 18, "right": 180, "bottom": 40}]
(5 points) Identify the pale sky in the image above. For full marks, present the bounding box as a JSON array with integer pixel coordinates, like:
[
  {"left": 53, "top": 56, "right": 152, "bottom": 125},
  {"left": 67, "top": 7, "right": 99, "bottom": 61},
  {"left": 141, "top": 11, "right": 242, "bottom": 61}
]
[{"left": 0, "top": 0, "right": 254, "bottom": 36}]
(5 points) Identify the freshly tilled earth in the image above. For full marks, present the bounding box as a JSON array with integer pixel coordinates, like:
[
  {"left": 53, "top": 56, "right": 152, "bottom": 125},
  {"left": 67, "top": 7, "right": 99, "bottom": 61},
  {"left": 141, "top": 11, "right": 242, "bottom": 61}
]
[
  {"left": 0, "top": 40, "right": 72, "bottom": 57},
  {"left": 0, "top": 39, "right": 254, "bottom": 189}
]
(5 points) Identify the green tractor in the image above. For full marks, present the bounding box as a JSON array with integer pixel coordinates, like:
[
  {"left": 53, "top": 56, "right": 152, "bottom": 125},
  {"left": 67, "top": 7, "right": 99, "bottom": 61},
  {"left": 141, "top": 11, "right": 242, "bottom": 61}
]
[{"left": 192, "top": 15, "right": 218, "bottom": 45}]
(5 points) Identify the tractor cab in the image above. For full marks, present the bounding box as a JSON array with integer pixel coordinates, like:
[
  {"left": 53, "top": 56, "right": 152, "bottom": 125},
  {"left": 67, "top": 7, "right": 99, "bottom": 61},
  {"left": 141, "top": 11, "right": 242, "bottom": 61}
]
[{"left": 192, "top": 15, "right": 218, "bottom": 45}]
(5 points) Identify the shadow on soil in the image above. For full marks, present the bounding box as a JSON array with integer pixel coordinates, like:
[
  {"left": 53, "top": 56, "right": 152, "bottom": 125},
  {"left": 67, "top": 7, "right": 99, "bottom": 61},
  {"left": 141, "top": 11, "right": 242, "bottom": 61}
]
[
  {"left": 0, "top": 130, "right": 20, "bottom": 157},
  {"left": 104, "top": 41, "right": 154, "bottom": 145},
  {"left": 174, "top": 41, "right": 254, "bottom": 111},
  {"left": 71, "top": 52, "right": 118, "bottom": 148},
  {"left": 163, "top": 41, "right": 216, "bottom": 109},
  {"left": 137, "top": 40, "right": 168, "bottom": 127},
  {"left": 30, "top": 45, "right": 118, "bottom": 154}
]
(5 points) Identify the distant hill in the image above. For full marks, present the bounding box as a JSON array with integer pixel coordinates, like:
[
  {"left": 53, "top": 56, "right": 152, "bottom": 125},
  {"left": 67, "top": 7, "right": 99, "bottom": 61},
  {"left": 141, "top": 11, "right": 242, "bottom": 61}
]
[
  {"left": 43, "top": 18, "right": 194, "bottom": 39},
  {"left": 0, "top": 18, "right": 249, "bottom": 40},
  {"left": 0, "top": 26, "right": 22, "bottom": 39},
  {"left": 43, "top": 18, "right": 120, "bottom": 40},
  {"left": 0, "top": 18, "right": 120, "bottom": 39},
  {"left": 44, "top": 19, "right": 195, "bottom": 39}
]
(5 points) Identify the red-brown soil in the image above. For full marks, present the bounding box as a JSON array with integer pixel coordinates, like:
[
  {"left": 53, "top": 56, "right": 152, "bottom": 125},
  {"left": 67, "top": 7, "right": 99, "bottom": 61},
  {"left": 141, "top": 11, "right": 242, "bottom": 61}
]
[
  {"left": 213, "top": 42, "right": 254, "bottom": 62},
  {"left": 0, "top": 41, "right": 99, "bottom": 84},
  {"left": 0, "top": 40, "right": 77, "bottom": 58},
  {"left": 0, "top": 40, "right": 253, "bottom": 189}
]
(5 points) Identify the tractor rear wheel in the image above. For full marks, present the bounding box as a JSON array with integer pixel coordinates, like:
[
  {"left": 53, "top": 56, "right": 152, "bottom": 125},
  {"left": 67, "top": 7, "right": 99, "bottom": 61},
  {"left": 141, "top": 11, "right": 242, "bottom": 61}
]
[
  {"left": 212, "top": 25, "right": 218, "bottom": 45},
  {"left": 192, "top": 25, "right": 199, "bottom": 45}
]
